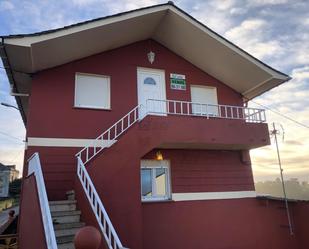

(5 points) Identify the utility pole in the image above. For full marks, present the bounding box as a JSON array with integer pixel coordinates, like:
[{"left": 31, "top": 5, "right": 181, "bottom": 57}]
[{"left": 271, "top": 122, "right": 294, "bottom": 235}]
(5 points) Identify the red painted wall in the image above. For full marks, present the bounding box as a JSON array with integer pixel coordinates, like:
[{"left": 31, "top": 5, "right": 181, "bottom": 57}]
[
  {"left": 27, "top": 39, "right": 245, "bottom": 139},
  {"left": 24, "top": 147, "right": 79, "bottom": 200},
  {"left": 142, "top": 199, "right": 301, "bottom": 249},
  {"left": 143, "top": 149, "right": 255, "bottom": 192},
  {"left": 294, "top": 202, "right": 309, "bottom": 249},
  {"left": 24, "top": 39, "right": 269, "bottom": 200},
  {"left": 25, "top": 114, "right": 269, "bottom": 200},
  {"left": 77, "top": 115, "right": 266, "bottom": 248},
  {"left": 21, "top": 39, "right": 276, "bottom": 248},
  {"left": 18, "top": 175, "right": 47, "bottom": 249}
]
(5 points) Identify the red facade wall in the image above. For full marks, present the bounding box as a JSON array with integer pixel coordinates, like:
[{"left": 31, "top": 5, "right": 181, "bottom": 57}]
[
  {"left": 24, "top": 39, "right": 269, "bottom": 200},
  {"left": 143, "top": 149, "right": 254, "bottom": 193},
  {"left": 18, "top": 175, "right": 47, "bottom": 249},
  {"left": 26, "top": 39, "right": 243, "bottom": 139},
  {"left": 25, "top": 114, "right": 268, "bottom": 200},
  {"left": 21, "top": 39, "right": 277, "bottom": 249},
  {"left": 78, "top": 116, "right": 265, "bottom": 248},
  {"left": 294, "top": 202, "right": 309, "bottom": 249},
  {"left": 24, "top": 147, "right": 79, "bottom": 200},
  {"left": 142, "top": 199, "right": 300, "bottom": 249}
]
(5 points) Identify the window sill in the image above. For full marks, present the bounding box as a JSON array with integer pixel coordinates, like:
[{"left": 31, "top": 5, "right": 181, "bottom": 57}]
[
  {"left": 73, "top": 106, "right": 112, "bottom": 111},
  {"left": 141, "top": 199, "right": 174, "bottom": 204}
]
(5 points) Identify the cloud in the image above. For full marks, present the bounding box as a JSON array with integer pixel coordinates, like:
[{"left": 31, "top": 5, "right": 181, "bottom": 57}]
[
  {"left": 247, "top": 0, "right": 289, "bottom": 7},
  {"left": 0, "top": 1, "right": 14, "bottom": 11},
  {"left": 225, "top": 19, "right": 283, "bottom": 60},
  {"left": 284, "top": 140, "right": 304, "bottom": 146}
]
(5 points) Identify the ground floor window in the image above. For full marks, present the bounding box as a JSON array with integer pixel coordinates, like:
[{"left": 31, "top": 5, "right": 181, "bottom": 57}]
[{"left": 141, "top": 160, "right": 171, "bottom": 201}]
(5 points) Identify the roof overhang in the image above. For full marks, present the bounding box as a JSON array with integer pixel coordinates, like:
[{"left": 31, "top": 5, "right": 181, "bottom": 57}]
[{"left": 0, "top": 3, "right": 290, "bottom": 125}]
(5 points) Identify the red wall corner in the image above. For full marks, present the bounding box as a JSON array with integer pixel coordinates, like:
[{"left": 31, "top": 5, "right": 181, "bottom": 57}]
[{"left": 18, "top": 175, "right": 47, "bottom": 249}]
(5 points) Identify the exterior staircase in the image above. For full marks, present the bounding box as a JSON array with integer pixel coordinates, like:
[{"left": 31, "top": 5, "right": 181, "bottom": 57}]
[{"left": 49, "top": 191, "right": 85, "bottom": 249}]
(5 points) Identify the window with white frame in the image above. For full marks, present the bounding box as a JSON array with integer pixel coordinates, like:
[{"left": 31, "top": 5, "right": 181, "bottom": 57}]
[
  {"left": 141, "top": 160, "right": 171, "bottom": 201},
  {"left": 75, "top": 73, "right": 111, "bottom": 109},
  {"left": 190, "top": 85, "right": 218, "bottom": 116}
]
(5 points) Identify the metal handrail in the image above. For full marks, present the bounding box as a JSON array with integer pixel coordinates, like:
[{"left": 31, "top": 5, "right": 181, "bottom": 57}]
[
  {"left": 77, "top": 158, "right": 128, "bottom": 249},
  {"left": 75, "top": 105, "right": 142, "bottom": 249},
  {"left": 146, "top": 99, "right": 266, "bottom": 123},
  {"left": 28, "top": 153, "right": 58, "bottom": 249},
  {"left": 76, "top": 105, "right": 141, "bottom": 165}
]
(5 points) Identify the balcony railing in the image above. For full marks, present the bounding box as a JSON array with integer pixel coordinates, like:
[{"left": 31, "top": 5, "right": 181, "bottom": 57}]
[{"left": 146, "top": 99, "right": 266, "bottom": 123}]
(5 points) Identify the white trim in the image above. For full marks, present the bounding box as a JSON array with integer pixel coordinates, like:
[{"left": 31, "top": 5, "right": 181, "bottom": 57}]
[
  {"left": 27, "top": 137, "right": 116, "bottom": 148},
  {"left": 3, "top": 5, "right": 170, "bottom": 46},
  {"left": 172, "top": 191, "right": 256, "bottom": 201},
  {"left": 1, "top": 4, "right": 288, "bottom": 79}
]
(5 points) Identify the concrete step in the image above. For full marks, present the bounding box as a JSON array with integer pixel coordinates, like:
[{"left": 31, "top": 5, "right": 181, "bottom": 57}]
[
  {"left": 52, "top": 210, "right": 81, "bottom": 224},
  {"left": 54, "top": 222, "right": 85, "bottom": 231},
  {"left": 56, "top": 235, "right": 75, "bottom": 244},
  {"left": 55, "top": 226, "right": 82, "bottom": 237},
  {"left": 58, "top": 242, "right": 74, "bottom": 249},
  {"left": 54, "top": 223, "right": 84, "bottom": 237},
  {"left": 49, "top": 200, "right": 77, "bottom": 212}
]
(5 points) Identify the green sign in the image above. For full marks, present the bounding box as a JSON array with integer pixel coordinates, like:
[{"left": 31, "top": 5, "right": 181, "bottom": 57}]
[{"left": 170, "top": 73, "right": 186, "bottom": 90}]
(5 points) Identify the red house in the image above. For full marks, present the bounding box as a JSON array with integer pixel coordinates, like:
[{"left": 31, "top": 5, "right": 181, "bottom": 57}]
[{"left": 1, "top": 2, "right": 309, "bottom": 249}]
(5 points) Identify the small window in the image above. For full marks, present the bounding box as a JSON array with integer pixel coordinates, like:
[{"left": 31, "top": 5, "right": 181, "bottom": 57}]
[
  {"left": 141, "top": 160, "right": 171, "bottom": 201},
  {"left": 144, "top": 77, "right": 156, "bottom": 85},
  {"left": 75, "top": 73, "right": 110, "bottom": 109},
  {"left": 191, "top": 85, "right": 218, "bottom": 116}
]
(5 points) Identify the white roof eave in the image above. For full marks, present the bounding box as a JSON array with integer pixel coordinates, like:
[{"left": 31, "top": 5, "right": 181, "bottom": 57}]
[{"left": 1, "top": 3, "right": 290, "bottom": 125}]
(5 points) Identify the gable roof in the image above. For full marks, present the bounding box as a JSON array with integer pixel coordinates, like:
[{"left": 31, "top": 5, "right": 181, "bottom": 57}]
[{"left": 0, "top": 2, "right": 290, "bottom": 125}]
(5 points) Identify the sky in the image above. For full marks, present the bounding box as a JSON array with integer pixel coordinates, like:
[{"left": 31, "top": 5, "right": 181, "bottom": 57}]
[{"left": 0, "top": 0, "right": 308, "bottom": 182}]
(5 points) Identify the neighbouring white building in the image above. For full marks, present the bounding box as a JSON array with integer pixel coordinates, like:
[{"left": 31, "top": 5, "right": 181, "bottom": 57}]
[{"left": 0, "top": 164, "right": 19, "bottom": 198}]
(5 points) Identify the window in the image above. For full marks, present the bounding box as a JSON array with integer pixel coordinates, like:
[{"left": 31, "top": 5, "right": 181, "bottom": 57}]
[
  {"left": 190, "top": 85, "right": 218, "bottom": 116},
  {"left": 141, "top": 160, "right": 171, "bottom": 201},
  {"left": 75, "top": 73, "right": 111, "bottom": 109}
]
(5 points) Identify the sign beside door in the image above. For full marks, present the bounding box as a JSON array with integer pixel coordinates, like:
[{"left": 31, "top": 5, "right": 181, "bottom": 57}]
[{"left": 170, "top": 73, "right": 186, "bottom": 90}]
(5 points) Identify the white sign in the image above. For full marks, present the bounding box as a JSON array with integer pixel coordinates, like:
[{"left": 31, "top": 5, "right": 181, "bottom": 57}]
[{"left": 170, "top": 73, "right": 186, "bottom": 80}]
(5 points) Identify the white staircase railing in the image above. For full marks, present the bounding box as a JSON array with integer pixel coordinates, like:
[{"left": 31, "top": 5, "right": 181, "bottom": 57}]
[
  {"left": 77, "top": 157, "right": 127, "bottom": 249},
  {"left": 76, "top": 105, "right": 141, "bottom": 165},
  {"left": 76, "top": 105, "right": 143, "bottom": 249},
  {"left": 146, "top": 99, "right": 266, "bottom": 123},
  {"left": 28, "top": 153, "right": 58, "bottom": 249}
]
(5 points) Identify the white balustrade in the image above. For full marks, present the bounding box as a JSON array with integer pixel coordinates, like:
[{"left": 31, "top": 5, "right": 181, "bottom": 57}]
[
  {"left": 76, "top": 105, "right": 141, "bottom": 165},
  {"left": 28, "top": 153, "right": 58, "bottom": 249},
  {"left": 77, "top": 157, "right": 128, "bottom": 249},
  {"left": 146, "top": 99, "right": 266, "bottom": 123}
]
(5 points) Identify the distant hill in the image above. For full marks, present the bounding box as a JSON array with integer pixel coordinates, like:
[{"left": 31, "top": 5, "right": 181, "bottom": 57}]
[{"left": 255, "top": 178, "right": 309, "bottom": 200}]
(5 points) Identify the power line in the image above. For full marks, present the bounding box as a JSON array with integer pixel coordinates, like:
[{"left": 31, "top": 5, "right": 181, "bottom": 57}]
[{"left": 250, "top": 100, "right": 309, "bottom": 129}]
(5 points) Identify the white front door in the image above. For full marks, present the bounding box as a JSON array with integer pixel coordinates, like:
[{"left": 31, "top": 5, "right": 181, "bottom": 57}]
[{"left": 137, "top": 68, "right": 166, "bottom": 119}]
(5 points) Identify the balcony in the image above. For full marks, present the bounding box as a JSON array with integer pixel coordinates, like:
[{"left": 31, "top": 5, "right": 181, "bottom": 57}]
[
  {"left": 138, "top": 99, "right": 270, "bottom": 150},
  {"left": 77, "top": 99, "right": 269, "bottom": 165}
]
